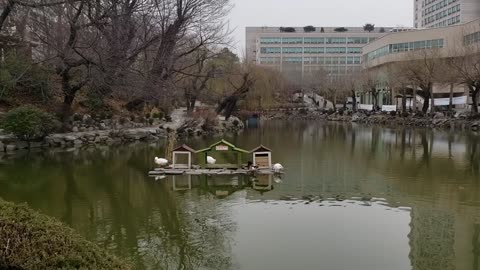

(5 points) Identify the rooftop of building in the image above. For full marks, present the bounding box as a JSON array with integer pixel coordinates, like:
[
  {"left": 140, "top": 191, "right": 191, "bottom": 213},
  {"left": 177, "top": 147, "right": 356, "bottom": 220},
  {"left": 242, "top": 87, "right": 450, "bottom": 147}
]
[{"left": 246, "top": 26, "right": 413, "bottom": 34}]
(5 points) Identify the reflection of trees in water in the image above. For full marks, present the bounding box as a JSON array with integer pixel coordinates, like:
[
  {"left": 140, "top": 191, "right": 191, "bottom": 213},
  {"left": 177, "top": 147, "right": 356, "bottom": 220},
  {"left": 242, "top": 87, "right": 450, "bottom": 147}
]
[
  {"left": 466, "top": 134, "right": 480, "bottom": 177},
  {"left": 409, "top": 208, "right": 455, "bottom": 270},
  {"left": 474, "top": 224, "right": 480, "bottom": 270},
  {"left": 0, "top": 143, "right": 236, "bottom": 270}
]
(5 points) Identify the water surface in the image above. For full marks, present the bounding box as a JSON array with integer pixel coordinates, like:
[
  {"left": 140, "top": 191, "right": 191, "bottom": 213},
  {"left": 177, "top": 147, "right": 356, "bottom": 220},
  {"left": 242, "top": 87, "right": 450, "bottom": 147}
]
[{"left": 0, "top": 121, "right": 479, "bottom": 270}]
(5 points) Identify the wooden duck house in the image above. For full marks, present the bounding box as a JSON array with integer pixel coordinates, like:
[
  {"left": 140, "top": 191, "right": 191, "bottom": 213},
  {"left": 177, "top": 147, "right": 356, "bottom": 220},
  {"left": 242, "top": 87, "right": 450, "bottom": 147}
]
[
  {"left": 172, "top": 144, "right": 196, "bottom": 169},
  {"left": 251, "top": 145, "right": 272, "bottom": 168},
  {"left": 196, "top": 139, "right": 249, "bottom": 169}
]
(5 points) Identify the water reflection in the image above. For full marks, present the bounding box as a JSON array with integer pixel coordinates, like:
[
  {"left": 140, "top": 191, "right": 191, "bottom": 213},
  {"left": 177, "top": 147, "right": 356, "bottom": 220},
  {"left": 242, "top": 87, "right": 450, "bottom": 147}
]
[
  {"left": 167, "top": 174, "right": 274, "bottom": 198},
  {"left": 0, "top": 122, "right": 479, "bottom": 270}
]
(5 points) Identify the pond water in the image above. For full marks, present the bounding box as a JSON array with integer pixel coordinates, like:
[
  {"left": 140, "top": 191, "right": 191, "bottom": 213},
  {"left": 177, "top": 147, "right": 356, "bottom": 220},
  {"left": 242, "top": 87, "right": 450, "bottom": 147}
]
[{"left": 1, "top": 121, "right": 480, "bottom": 270}]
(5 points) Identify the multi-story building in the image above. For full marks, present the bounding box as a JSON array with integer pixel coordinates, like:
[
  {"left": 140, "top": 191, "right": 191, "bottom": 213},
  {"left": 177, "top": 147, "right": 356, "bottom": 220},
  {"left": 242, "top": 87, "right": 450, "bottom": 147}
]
[
  {"left": 362, "top": 19, "right": 480, "bottom": 109},
  {"left": 363, "top": 18, "right": 480, "bottom": 70},
  {"left": 413, "top": 0, "right": 480, "bottom": 28},
  {"left": 246, "top": 26, "right": 392, "bottom": 83}
]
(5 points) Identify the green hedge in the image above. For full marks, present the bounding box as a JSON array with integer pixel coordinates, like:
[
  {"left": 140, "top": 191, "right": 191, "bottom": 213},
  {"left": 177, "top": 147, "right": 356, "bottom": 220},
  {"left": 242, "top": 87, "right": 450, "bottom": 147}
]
[
  {"left": 0, "top": 198, "right": 131, "bottom": 270},
  {"left": 0, "top": 105, "right": 60, "bottom": 141}
]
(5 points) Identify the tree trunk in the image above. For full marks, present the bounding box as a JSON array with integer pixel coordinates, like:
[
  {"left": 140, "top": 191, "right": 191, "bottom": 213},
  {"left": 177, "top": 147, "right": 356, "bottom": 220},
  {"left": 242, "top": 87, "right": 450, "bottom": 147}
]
[
  {"left": 472, "top": 87, "right": 479, "bottom": 113},
  {"left": 430, "top": 86, "right": 435, "bottom": 114},
  {"left": 372, "top": 90, "right": 378, "bottom": 111},
  {"left": 61, "top": 93, "right": 75, "bottom": 125},
  {"left": 351, "top": 90, "right": 357, "bottom": 112},
  {"left": 449, "top": 83, "right": 454, "bottom": 111},
  {"left": 402, "top": 88, "right": 407, "bottom": 112},
  {"left": 422, "top": 89, "right": 430, "bottom": 114},
  {"left": 60, "top": 71, "right": 75, "bottom": 125}
]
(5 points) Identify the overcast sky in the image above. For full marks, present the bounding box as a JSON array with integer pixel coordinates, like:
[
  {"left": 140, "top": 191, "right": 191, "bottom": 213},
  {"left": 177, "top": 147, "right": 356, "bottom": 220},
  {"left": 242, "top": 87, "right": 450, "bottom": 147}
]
[{"left": 227, "top": 0, "right": 413, "bottom": 56}]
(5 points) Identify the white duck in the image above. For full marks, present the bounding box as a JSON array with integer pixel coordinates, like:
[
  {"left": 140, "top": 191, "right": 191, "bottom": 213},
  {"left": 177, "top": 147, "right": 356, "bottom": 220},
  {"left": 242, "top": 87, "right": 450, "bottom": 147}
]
[
  {"left": 154, "top": 157, "right": 169, "bottom": 166},
  {"left": 207, "top": 156, "right": 217, "bottom": 165},
  {"left": 272, "top": 163, "right": 284, "bottom": 173}
]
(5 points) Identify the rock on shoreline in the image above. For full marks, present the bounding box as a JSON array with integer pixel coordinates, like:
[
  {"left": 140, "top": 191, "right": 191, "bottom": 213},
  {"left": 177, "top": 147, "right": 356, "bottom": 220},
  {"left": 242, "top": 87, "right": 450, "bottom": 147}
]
[
  {"left": 329, "top": 112, "right": 480, "bottom": 131},
  {"left": 260, "top": 109, "right": 480, "bottom": 131},
  {"left": 0, "top": 127, "right": 166, "bottom": 152}
]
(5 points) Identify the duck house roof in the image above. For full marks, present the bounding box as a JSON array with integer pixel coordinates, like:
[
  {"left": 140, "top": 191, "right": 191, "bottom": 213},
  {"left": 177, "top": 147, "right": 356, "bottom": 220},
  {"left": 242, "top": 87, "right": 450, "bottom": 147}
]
[
  {"left": 173, "top": 144, "right": 196, "bottom": 153},
  {"left": 250, "top": 145, "right": 272, "bottom": 153},
  {"left": 196, "top": 139, "right": 249, "bottom": 153}
]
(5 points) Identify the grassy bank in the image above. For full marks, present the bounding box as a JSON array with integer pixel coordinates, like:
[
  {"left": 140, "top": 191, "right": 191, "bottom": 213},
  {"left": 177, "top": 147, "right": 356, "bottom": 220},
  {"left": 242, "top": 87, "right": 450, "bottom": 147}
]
[{"left": 0, "top": 198, "right": 131, "bottom": 270}]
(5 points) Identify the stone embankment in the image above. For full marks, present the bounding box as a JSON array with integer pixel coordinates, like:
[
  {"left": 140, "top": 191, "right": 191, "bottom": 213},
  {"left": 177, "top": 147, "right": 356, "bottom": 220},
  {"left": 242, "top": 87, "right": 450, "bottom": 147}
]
[
  {"left": 261, "top": 108, "right": 480, "bottom": 131},
  {"left": 0, "top": 127, "right": 165, "bottom": 152},
  {"left": 0, "top": 108, "right": 245, "bottom": 153},
  {"left": 328, "top": 111, "right": 480, "bottom": 131}
]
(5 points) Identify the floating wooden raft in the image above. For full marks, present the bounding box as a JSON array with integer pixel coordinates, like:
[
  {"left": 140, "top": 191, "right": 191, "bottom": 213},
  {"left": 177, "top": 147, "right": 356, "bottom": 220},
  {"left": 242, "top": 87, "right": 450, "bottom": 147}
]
[{"left": 148, "top": 168, "right": 278, "bottom": 176}]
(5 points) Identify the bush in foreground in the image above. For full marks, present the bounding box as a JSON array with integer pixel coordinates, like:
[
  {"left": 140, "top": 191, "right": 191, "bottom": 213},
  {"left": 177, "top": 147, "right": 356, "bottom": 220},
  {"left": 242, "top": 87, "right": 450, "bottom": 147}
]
[
  {"left": 0, "top": 198, "right": 131, "bottom": 270},
  {"left": 0, "top": 105, "right": 60, "bottom": 141}
]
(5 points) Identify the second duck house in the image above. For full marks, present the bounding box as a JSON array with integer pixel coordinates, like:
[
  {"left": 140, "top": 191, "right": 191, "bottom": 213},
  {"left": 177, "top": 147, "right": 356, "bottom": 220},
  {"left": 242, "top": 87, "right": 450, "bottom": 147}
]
[{"left": 196, "top": 140, "right": 250, "bottom": 169}]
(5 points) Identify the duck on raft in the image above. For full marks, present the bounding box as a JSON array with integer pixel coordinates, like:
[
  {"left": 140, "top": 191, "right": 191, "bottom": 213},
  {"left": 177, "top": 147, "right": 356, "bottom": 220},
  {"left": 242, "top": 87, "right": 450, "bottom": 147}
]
[
  {"left": 272, "top": 163, "right": 284, "bottom": 173},
  {"left": 207, "top": 156, "right": 217, "bottom": 164},
  {"left": 154, "top": 157, "right": 169, "bottom": 166}
]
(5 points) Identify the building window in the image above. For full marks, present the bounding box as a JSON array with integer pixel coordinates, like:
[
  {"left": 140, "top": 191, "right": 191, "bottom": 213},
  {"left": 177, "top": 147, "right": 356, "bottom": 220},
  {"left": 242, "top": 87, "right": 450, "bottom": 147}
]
[
  {"left": 260, "top": 47, "right": 281, "bottom": 54},
  {"left": 326, "top": 37, "right": 346, "bottom": 44},
  {"left": 347, "top": 47, "right": 362, "bottom": 54},
  {"left": 465, "top": 32, "right": 480, "bottom": 45},
  {"left": 282, "top": 37, "right": 303, "bottom": 44},
  {"left": 303, "top": 47, "right": 325, "bottom": 54},
  {"left": 260, "top": 37, "right": 282, "bottom": 44},
  {"left": 304, "top": 37, "right": 325, "bottom": 44},
  {"left": 347, "top": 37, "right": 369, "bottom": 44},
  {"left": 366, "top": 39, "right": 444, "bottom": 62},
  {"left": 326, "top": 47, "right": 347, "bottom": 54},
  {"left": 259, "top": 57, "right": 280, "bottom": 64},
  {"left": 283, "top": 57, "right": 303, "bottom": 63},
  {"left": 282, "top": 47, "right": 303, "bottom": 54}
]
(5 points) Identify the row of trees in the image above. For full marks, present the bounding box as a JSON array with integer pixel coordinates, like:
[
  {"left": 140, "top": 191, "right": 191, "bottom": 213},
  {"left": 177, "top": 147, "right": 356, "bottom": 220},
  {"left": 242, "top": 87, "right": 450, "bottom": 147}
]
[{"left": 300, "top": 44, "right": 480, "bottom": 114}]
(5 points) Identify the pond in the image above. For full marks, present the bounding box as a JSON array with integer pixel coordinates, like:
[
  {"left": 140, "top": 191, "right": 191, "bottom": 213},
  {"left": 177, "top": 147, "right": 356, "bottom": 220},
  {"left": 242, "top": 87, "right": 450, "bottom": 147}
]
[{"left": 0, "top": 121, "right": 479, "bottom": 270}]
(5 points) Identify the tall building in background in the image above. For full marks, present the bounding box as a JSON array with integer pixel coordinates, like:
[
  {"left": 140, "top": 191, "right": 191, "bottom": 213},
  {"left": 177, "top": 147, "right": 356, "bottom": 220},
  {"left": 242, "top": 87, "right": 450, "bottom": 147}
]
[
  {"left": 246, "top": 26, "right": 393, "bottom": 83},
  {"left": 413, "top": 0, "right": 480, "bottom": 28}
]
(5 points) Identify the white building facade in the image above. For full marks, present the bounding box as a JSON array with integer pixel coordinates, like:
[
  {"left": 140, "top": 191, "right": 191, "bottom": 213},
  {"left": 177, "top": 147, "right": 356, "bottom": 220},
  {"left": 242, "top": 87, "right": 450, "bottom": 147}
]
[
  {"left": 246, "top": 26, "right": 392, "bottom": 83},
  {"left": 414, "top": 0, "right": 480, "bottom": 28}
]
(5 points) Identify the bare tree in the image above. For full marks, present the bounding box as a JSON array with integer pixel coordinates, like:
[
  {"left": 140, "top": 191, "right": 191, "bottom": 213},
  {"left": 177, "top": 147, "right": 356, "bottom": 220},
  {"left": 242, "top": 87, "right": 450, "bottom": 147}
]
[
  {"left": 397, "top": 49, "right": 443, "bottom": 114},
  {"left": 447, "top": 43, "right": 480, "bottom": 113},
  {"left": 176, "top": 47, "right": 216, "bottom": 113},
  {"left": 323, "top": 75, "right": 345, "bottom": 111},
  {"left": 344, "top": 72, "right": 361, "bottom": 112},
  {"left": 361, "top": 69, "right": 381, "bottom": 111},
  {"left": 30, "top": 0, "right": 111, "bottom": 124},
  {"left": 141, "top": 0, "right": 231, "bottom": 108}
]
